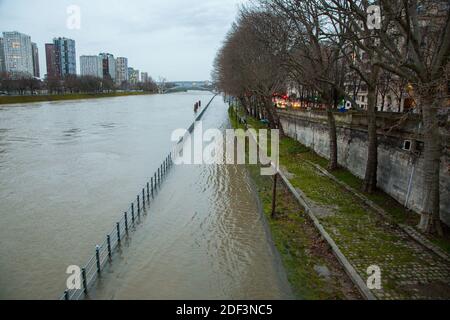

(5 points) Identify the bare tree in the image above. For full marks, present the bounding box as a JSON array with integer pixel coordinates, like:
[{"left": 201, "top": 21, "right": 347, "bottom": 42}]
[
  {"left": 213, "top": 9, "right": 287, "bottom": 133},
  {"left": 324, "top": 0, "right": 449, "bottom": 234},
  {"left": 158, "top": 76, "right": 167, "bottom": 94},
  {"left": 258, "top": 0, "right": 360, "bottom": 170}
]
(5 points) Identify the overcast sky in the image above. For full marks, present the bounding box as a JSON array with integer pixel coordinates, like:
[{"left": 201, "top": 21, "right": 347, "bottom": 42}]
[{"left": 0, "top": 0, "right": 244, "bottom": 81}]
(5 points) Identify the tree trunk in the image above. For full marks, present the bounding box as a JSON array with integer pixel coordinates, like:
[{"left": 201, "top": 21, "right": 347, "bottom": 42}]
[
  {"left": 327, "top": 107, "right": 338, "bottom": 171},
  {"left": 264, "top": 97, "right": 285, "bottom": 136},
  {"left": 363, "top": 66, "right": 380, "bottom": 193},
  {"left": 417, "top": 88, "right": 443, "bottom": 236}
]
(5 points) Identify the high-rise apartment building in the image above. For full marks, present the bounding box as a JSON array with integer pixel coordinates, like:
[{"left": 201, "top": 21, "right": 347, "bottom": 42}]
[
  {"left": 141, "top": 72, "right": 148, "bottom": 83},
  {"left": 99, "top": 53, "right": 116, "bottom": 81},
  {"left": 2, "top": 31, "right": 33, "bottom": 77},
  {"left": 45, "top": 37, "right": 76, "bottom": 79},
  {"left": 115, "top": 57, "right": 128, "bottom": 85},
  {"left": 45, "top": 43, "right": 57, "bottom": 79},
  {"left": 0, "top": 37, "right": 5, "bottom": 73},
  {"left": 80, "top": 55, "right": 103, "bottom": 78},
  {"left": 128, "top": 67, "right": 139, "bottom": 84},
  {"left": 31, "top": 42, "right": 40, "bottom": 78},
  {"left": 53, "top": 37, "right": 76, "bottom": 77}
]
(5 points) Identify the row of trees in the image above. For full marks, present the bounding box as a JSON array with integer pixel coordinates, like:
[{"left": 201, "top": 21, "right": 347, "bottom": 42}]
[
  {"left": 0, "top": 73, "right": 159, "bottom": 95},
  {"left": 213, "top": 0, "right": 449, "bottom": 234}
]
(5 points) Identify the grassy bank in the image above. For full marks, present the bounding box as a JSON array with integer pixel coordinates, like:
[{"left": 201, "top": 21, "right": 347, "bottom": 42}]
[
  {"left": 0, "top": 91, "right": 153, "bottom": 105},
  {"left": 229, "top": 107, "right": 362, "bottom": 300},
  {"left": 229, "top": 106, "right": 450, "bottom": 299}
]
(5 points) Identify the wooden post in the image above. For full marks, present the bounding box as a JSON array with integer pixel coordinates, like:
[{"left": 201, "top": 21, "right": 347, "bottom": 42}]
[
  {"left": 81, "top": 268, "right": 88, "bottom": 294},
  {"left": 124, "top": 212, "right": 128, "bottom": 232},
  {"left": 146, "top": 183, "right": 150, "bottom": 202},
  {"left": 64, "top": 290, "right": 70, "bottom": 300},
  {"left": 271, "top": 173, "right": 278, "bottom": 219},
  {"left": 107, "top": 235, "right": 112, "bottom": 258},
  {"left": 131, "top": 204, "right": 135, "bottom": 223}
]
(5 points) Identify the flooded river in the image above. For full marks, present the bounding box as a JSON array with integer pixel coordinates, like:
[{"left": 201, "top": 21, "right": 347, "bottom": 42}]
[{"left": 0, "top": 92, "right": 292, "bottom": 299}]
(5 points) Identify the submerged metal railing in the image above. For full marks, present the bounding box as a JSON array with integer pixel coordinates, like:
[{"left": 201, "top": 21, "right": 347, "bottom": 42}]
[
  {"left": 59, "top": 95, "right": 217, "bottom": 300},
  {"left": 60, "top": 152, "right": 173, "bottom": 300}
]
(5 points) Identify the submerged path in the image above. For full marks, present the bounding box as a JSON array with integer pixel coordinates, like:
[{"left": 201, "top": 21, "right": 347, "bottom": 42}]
[{"left": 91, "top": 97, "right": 293, "bottom": 299}]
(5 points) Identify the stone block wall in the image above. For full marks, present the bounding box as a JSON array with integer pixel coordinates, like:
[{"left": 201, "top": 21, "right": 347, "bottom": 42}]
[{"left": 278, "top": 109, "right": 450, "bottom": 226}]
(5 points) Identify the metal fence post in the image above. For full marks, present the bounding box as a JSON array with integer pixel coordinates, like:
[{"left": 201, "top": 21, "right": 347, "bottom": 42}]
[
  {"left": 142, "top": 189, "right": 145, "bottom": 208},
  {"left": 151, "top": 177, "right": 154, "bottom": 197},
  {"left": 95, "top": 246, "right": 101, "bottom": 274},
  {"left": 124, "top": 212, "right": 128, "bottom": 232},
  {"left": 82, "top": 268, "right": 88, "bottom": 294},
  {"left": 116, "top": 222, "right": 121, "bottom": 244},
  {"left": 107, "top": 235, "right": 112, "bottom": 258},
  {"left": 137, "top": 195, "right": 140, "bottom": 216}
]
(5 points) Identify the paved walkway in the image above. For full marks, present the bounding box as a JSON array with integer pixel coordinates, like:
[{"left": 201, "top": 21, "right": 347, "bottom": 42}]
[{"left": 281, "top": 158, "right": 450, "bottom": 300}]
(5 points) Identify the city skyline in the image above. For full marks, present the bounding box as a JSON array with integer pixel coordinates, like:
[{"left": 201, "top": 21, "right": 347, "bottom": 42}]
[
  {"left": 1, "top": 30, "right": 180, "bottom": 83},
  {"left": 0, "top": 0, "right": 243, "bottom": 81}
]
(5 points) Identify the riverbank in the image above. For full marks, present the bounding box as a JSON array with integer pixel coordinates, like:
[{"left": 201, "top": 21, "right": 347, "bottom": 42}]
[
  {"left": 229, "top": 106, "right": 450, "bottom": 300},
  {"left": 0, "top": 91, "right": 153, "bottom": 105},
  {"left": 228, "top": 107, "right": 362, "bottom": 300}
]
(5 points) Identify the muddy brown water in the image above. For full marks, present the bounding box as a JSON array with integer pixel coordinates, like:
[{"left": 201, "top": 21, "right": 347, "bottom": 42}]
[{"left": 0, "top": 92, "right": 292, "bottom": 299}]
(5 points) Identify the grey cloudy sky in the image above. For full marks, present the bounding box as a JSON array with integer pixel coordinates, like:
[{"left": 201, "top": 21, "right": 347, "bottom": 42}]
[{"left": 0, "top": 0, "right": 244, "bottom": 81}]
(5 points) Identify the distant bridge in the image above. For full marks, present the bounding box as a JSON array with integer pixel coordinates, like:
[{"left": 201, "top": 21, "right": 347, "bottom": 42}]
[{"left": 164, "top": 86, "right": 214, "bottom": 93}]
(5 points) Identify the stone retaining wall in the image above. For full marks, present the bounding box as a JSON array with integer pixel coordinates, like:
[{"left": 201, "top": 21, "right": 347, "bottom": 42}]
[{"left": 278, "top": 109, "right": 450, "bottom": 226}]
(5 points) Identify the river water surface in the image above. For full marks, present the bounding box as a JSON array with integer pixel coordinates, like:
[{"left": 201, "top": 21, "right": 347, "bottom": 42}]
[{"left": 0, "top": 92, "right": 292, "bottom": 299}]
